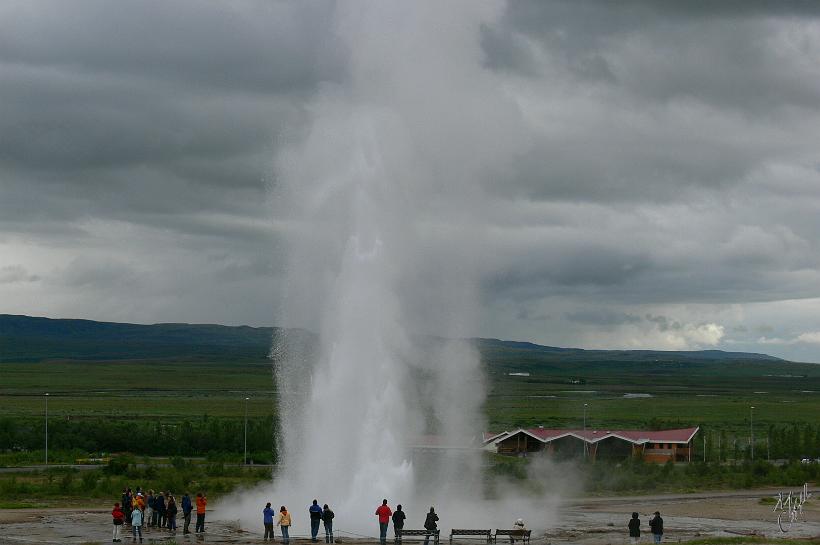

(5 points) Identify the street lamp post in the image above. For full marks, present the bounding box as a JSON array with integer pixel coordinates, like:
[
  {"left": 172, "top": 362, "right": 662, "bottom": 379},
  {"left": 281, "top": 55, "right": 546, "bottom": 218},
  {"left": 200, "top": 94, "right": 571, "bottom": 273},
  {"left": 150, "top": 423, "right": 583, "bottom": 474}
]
[
  {"left": 583, "top": 403, "right": 588, "bottom": 460},
  {"left": 45, "top": 393, "right": 49, "bottom": 466},
  {"left": 244, "top": 397, "right": 250, "bottom": 465},
  {"left": 750, "top": 406, "right": 755, "bottom": 461}
]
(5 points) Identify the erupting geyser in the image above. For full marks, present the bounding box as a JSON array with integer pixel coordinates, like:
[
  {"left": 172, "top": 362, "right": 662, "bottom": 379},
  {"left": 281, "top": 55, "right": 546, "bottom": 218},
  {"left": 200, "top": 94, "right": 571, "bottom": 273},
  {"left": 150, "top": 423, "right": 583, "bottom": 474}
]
[
  {"left": 224, "top": 1, "right": 562, "bottom": 535},
  {"left": 270, "top": 108, "right": 487, "bottom": 532}
]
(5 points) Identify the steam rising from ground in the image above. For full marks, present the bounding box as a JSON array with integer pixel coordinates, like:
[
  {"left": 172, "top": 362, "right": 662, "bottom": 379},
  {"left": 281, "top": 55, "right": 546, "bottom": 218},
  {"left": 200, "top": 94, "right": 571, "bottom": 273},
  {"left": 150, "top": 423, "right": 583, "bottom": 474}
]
[{"left": 223, "top": 1, "right": 571, "bottom": 535}]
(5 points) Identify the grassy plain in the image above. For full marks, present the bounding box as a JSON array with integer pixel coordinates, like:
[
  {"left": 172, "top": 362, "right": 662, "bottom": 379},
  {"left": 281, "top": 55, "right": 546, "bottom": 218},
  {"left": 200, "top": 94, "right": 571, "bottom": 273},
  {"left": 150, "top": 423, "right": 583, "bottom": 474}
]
[
  {"left": 2, "top": 356, "right": 819, "bottom": 432},
  {"left": 0, "top": 360, "right": 275, "bottom": 418}
]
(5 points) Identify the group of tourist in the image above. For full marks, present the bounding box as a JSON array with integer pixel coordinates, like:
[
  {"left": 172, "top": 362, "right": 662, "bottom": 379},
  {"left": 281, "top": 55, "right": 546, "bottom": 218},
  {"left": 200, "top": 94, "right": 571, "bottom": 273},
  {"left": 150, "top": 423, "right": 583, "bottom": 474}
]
[
  {"left": 114, "top": 491, "right": 665, "bottom": 544},
  {"left": 374, "top": 499, "right": 439, "bottom": 545},
  {"left": 262, "top": 503, "right": 294, "bottom": 543},
  {"left": 259, "top": 500, "right": 333, "bottom": 543},
  {"left": 111, "top": 486, "right": 207, "bottom": 542},
  {"left": 257, "top": 499, "right": 436, "bottom": 545},
  {"left": 628, "top": 511, "right": 664, "bottom": 544}
]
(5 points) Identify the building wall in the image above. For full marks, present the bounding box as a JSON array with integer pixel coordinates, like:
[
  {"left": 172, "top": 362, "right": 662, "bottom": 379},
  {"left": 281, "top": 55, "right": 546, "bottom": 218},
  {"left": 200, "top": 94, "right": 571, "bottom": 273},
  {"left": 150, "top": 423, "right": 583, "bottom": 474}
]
[{"left": 493, "top": 435, "right": 695, "bottom": 463}]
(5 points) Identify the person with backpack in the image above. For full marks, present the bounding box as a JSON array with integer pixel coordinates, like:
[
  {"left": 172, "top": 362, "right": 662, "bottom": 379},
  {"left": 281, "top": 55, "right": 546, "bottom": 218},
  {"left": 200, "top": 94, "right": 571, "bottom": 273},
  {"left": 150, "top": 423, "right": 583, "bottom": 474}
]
[
  {"left": 423, "top": 507, "right": 439, "bottom": 545},
  {"left": 392, "top": 505, "right": 406, "bottom": 540},
  {"left": 322, "top": 503, "right": 335, "bottom": 543},
  {"left": 112, "top": 502, "right": 125, "bottom": 543},
  {"left": 309, "top": 499, "right": 323, "bottom": 542},
  {"left": 649, "top": 511, "right": 663, "bottom": 544},
  {"left": 277, "top": 505, "right": 292, "bottom": 545},
  {"left": 181, "top": 492, "right": 193, "bottom": 534},
  {"left": 263, "top": 502, "right": 276, "bottom": 541},
  {"left": 628, "top": 512, "right": 641, "bottom": 544}
]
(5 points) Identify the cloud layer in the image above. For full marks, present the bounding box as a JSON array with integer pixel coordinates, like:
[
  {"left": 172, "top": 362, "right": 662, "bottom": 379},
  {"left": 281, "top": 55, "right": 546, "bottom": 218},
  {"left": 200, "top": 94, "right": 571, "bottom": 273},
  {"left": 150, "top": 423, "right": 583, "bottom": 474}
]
[{"left": 1, "top": 1, "right": 820, "bottom": 361}]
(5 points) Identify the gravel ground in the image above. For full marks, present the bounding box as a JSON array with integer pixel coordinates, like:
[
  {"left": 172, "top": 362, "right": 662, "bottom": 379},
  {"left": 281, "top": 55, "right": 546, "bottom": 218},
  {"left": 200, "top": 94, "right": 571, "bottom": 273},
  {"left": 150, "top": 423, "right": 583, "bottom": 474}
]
[{"left": 0, "top": 488, "right": 817, "bottom": 545}]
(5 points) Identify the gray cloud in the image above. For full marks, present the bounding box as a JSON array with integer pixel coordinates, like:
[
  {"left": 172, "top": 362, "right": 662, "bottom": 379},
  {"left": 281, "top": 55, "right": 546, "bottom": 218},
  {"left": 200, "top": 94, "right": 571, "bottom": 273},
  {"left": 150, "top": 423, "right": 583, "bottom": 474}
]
[
  {"left": 565, "top": 310, "right": 642, "bottom": 327},
  {"left": 1, "top": 1, "right": 819, "bottom": 361},
  {"left": 0, "top": 265, "right": 39, "bottom": 284}
]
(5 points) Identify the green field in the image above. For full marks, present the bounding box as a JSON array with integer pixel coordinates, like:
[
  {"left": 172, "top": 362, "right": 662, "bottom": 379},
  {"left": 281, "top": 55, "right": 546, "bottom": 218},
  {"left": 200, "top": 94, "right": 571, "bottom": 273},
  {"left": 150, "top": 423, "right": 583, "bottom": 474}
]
[
  {"left": 3, "top": 358, "right": 819, "bottom": 432},
  {"left": 0, "top": 360, "right": 276, "bottom": 418},
  {"left": 1, "top": 314, "right": 819, "bottom": 462}
]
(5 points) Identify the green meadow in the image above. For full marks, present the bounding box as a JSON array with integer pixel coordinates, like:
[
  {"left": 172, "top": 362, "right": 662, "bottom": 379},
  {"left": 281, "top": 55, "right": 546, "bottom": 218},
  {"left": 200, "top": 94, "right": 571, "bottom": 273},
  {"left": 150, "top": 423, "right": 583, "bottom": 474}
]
[{"left": 2, "top": 315, "right": 819, "bottom": 464}]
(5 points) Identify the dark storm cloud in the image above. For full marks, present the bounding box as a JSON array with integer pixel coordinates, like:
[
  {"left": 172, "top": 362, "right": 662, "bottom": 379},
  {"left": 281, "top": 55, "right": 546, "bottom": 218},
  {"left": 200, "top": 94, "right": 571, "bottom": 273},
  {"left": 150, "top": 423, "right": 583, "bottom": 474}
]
[
  {"left": 0, "top": 1, "right": 344, "bottom": 94},
  {"left": 484, "top": 1, "right": 820, "bottom": 111},
  {"left": 0, "top": 0, "right": 342, "bottom": 237},
  {"left": 1, "top": 1, "right": 819, "bottom": 359}
]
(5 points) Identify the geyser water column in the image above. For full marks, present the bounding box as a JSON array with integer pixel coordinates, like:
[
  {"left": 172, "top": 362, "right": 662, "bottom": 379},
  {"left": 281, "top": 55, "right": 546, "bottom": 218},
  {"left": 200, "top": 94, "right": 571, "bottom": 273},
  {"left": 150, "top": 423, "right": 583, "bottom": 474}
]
[
  {"left": 272, "top": 111, "right": 425, "bottom": 531},
  {"left": 267, "top": 1, "right": 526, "bottom": 534},
  {"left": 281, "top": 169, "right": 416, "bottom": 510}
]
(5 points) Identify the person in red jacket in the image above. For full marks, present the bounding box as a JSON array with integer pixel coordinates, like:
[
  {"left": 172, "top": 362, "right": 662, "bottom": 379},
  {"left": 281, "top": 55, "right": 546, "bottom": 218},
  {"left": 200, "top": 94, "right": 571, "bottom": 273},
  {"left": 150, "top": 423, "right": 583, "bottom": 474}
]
[
  {"left": 112, "top": 503, "right": 125, "bottom": 542},
  {"left": 375, "top": 499, "right": 392, "bottom": 545}
]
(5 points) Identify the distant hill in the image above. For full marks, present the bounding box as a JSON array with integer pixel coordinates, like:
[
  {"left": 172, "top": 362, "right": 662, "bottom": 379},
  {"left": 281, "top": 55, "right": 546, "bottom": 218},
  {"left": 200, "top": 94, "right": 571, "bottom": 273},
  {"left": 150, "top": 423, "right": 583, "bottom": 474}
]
[
  {"left": 475, "top": 338, "right": 781, "bottom": 362},
  {"left": 0, "top": 314, "right": 786, "bottom": 368},
  {"left": 0, "top": 314, "right": 280, "bottom": 362}
]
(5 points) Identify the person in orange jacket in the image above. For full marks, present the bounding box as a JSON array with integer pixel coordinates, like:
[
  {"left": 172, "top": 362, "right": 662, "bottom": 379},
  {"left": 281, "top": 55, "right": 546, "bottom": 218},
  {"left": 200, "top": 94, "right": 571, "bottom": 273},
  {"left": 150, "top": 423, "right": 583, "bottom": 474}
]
[
  {"left": 112, "top": 503, "right": 125, "bottom": 542},
  {"left": 134, "top": 492, "right": 145, "bottom": 513},
  {"left": 195, "top": 492, "right": 208, "bottom": 533}
]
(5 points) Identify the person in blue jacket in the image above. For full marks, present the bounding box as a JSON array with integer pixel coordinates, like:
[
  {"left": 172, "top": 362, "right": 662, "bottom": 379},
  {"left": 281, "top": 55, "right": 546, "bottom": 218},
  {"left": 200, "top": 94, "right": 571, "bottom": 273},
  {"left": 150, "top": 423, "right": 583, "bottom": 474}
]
[
  {"left": 181, "top": 493, "right": 193, "bottom": 534},
  {"left": 264, "top": 502, "right": 276, "bottom": 541},
  {"left": 309, "top": 500, "right": 323, "bottom": 542}
]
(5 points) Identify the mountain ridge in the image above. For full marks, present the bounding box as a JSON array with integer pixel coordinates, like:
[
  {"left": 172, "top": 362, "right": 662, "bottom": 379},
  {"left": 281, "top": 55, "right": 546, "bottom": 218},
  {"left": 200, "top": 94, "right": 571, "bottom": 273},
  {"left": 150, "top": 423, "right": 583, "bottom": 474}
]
[{"left": 0, "top": 313, "right": 786, "bottom": 364}]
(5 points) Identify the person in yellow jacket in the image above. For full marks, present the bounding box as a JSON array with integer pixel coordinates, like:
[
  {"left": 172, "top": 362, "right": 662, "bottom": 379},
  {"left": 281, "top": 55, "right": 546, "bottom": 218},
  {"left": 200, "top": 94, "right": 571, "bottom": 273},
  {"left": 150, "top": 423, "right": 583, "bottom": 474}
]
[{"left": 277, "top": 506, "right": 292, "bottom": 544}]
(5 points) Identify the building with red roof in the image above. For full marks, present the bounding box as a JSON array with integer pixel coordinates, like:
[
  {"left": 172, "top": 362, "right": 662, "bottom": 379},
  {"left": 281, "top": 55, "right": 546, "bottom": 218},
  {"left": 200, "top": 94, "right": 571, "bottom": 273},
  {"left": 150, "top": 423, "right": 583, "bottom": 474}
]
[{"left": 485, "top": 426, "right": 699, "bottom": 463}]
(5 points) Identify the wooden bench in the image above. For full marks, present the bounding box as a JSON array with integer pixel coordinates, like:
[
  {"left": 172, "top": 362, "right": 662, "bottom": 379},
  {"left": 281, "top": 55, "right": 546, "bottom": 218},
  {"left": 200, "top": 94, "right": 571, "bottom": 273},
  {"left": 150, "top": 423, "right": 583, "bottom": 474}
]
[
  {"left": 449, "top": 529, "right": 492, "bottom": 544},
  {"left": 493, "top": 530, "right": 531, "bottom": 544},
  {"left": 396, "top": 529, "right": 440, "bottom": 545}
]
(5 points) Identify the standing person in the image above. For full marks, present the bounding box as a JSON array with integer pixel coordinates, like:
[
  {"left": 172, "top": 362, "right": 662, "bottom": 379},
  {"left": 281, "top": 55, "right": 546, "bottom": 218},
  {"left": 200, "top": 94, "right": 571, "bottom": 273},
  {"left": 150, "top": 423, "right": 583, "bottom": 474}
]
[
  {"left": 375, "top": 500, "right": 392, "bottom": 545},
  {"left": 155, "top": 491, "right": 166, "bottom": 530},
  {"left": 649, "top": 512, "right": 663, "bottom": 544},
  {"left": 121, "top": 489, "right": 131, "bottom": 526},
  {"left": 167, "top": 495, "right": 178, "bottom": 533},
  {"left": 277, "top": 505, "right": 292, "bottom": 545},
  {"left": 423, "top": 507, "right": 439, "bottom": 545},
  {"left": 182, "top": 492, "right": 193, "bottom": 534},
  {"left": 322, "top": 503, "right": 335, "bottom": 544},
  {"left": 195, "top": 492, "right": 208, "bottom": 533},
  {"left": 125, "top": 489, "right": 133, "bottom": 525},
  {"left": 628, "top": 512, "right": 641, "bottom": 544},
  {"left": 145, "top": 491, "right": 155, "bottom": 529},
  {"left": 112, "top": 503, "right": 125, "bottom": 543},
  {"left": 263, "top": 502, "right": 276, "bottom": 541},
  {"left": 131, "top": 503, "right": 144, "bottom": 543},
  {"left": 309, "top": 500, "right": 323, "bottom": 542},
  {"left": 392, "top": 505, "right": 406, "bottom": 541}
]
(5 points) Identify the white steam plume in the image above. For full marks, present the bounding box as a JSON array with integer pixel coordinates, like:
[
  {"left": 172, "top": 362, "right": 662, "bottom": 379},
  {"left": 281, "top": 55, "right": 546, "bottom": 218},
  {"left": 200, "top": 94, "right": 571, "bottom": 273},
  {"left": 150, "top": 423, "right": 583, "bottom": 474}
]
[{"left": 221, "top": 1, "right": 567, "bottom": 536}]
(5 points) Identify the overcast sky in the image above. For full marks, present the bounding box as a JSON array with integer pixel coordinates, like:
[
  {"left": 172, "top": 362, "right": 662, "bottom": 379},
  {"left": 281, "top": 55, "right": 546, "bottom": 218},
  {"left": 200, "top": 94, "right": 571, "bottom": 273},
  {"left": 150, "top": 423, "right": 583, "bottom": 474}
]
[{"left": 2, "top": 1, "right": 820, "bottom": 362}]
